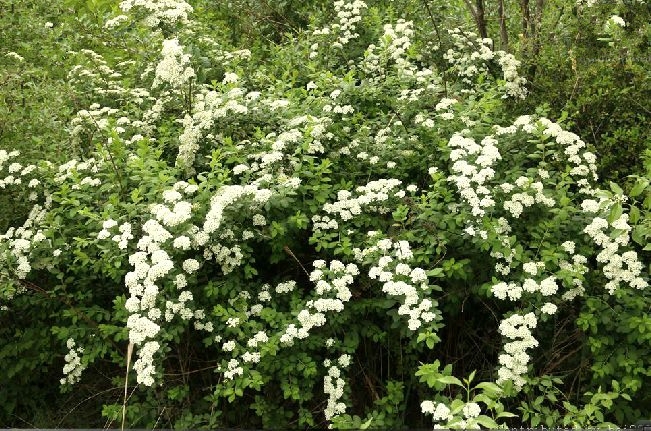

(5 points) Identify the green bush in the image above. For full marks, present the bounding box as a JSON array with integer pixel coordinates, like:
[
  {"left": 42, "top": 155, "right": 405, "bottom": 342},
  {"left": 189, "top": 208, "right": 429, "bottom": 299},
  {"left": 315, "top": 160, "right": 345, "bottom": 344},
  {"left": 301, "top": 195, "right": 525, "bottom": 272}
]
[{"left": 0, "top": 0, "right": 648, "bottom": 428}]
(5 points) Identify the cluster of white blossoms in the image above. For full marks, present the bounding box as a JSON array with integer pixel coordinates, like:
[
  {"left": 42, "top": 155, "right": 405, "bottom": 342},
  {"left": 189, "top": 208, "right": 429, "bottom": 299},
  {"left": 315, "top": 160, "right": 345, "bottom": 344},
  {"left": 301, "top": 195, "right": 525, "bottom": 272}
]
[
  {"left": 176, "top": 84, "right": 252, "bottom": 169},
  {"left": 556, "top": 241, "right": 588, "bottom": 300},
  {"left": 215, "top": 280, "right": 300, "bottom": 381},
  {"left": 152, "top": 39, "right": 195, "bottom": 90},
  {"left": 361, "top": 19, "right": 440, "bottom": 100},
  {"left": 362, "top": 20, "right": 416, "bottom": 77},
  {"left": 491, "top": 274, "right": 559, "bottom": 302},
  {"left": 323, "top": 354, "right": 352, "bottom": 420},
  {"left": 538, "top": 117, "right": 598, "bottom": 186},
  {"left": 121, "top": 182, "right": 206, "bottom": 385},
  {"left": 97, "top": 219, "right": 133, "bottom": 250},
  {"left": 68, "top": 50, "right": 122, "bottom": 87},
  {"left": 607, "top": 15, "right": 626, "bottom": 28},
  {"left": 68, "top": 104, "right": 123, "bottom": 151},
  {"left": 60, "top": 338, "right": 86, "bottom": 385},
  {"left": 0, "top": 150, "right": 41, "bottom": 202},
  {"left": 354, "top": 234, "right": 436, "bottom": 331},
  {"left": 447, "top": 132, "right": 500, "bottom": 218},
  {"left": 502, "top": 176, "right": 555, "bottom": 219},
  {"left": 497, "top": 312, "right": 538, "bottom": 389},
  {"left": 310, "top": 0, "right": 367, "bottom": 57},
  {"left": 5, "top": 51, "right": 24, "bottom": 62},
  {"left": 132, "top": 340, "right": 160, "bottom": 386},
  {"left": 316, "top": 179, "right": 403, "bottom": 232},
  {"left": 0, "top": 203, "right": 48, "bottom": 281},
  {"left": 53, "top": 157, "right": 102, "bottom": 186},
  {"left": 490, "top": 115, "right": 647, "bottom": 295},
  {"left": 421, "top": 400, "right": 453, "bottom": 423},
  {"left": 421, "top": 399, "right": 482, "bottom": 428},
  {"left": 443, "top": 28, "right": 527, "bottom": 99},
  {"left": 118, "top": 0, "right": 193, "bottom": 27},
  {"left": 582, "top": 210, "right": 647, "bottom": 294},
  {"left": 280, "top": 261, "right": 358, "bottom": 345},
  {"left": 202, "top": 184, "right": 272, "bottom": 237},
  {"left": 239, "top": 123, "right": 328, "bottom": 181}
]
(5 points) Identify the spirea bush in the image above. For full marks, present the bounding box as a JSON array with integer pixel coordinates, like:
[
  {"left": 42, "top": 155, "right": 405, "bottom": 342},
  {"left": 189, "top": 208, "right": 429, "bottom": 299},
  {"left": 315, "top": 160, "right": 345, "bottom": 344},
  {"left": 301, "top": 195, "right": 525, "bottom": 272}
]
[{"left": 1, "top": 0, "right": 649, "bottom": 428}]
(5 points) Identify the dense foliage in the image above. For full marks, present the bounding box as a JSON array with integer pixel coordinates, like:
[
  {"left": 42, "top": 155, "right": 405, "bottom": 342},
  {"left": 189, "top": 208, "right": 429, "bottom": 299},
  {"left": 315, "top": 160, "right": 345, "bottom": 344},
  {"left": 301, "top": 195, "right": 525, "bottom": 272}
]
[{"left": 1, "top": 0, "right": 649, "bottom": 428}]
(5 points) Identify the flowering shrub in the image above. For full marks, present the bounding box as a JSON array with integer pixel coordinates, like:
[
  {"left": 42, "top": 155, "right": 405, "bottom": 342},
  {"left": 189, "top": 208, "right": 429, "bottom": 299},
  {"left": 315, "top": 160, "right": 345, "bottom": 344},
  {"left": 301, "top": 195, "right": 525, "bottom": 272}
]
[{"left": 0, "top": 0, "right": 649, "bottom": 428}]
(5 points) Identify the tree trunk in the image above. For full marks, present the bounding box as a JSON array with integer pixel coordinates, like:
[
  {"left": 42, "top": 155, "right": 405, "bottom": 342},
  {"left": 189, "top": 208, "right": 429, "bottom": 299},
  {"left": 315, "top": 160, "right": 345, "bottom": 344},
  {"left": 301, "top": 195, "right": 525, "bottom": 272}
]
[
  {"left": 521, "top": 0, "right": 530, "bottom": 37},
  {"left": 498, "top": 0, "right": 509, "bottom": 50},
  {"left": 475, "top": 0, "right": 488, "bottom": 39},
  {"left": 528, "top": 0, "right": 545, "bottom": 79}
]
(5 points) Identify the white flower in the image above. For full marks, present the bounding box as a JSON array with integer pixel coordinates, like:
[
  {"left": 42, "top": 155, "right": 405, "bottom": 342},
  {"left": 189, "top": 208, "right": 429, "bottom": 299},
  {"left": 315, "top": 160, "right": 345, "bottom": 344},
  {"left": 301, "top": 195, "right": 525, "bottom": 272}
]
[
  {"left": 103, "top": 219, "right": 118, "bottom": 230},
  {"left": 182, "top": 259, "right": 200, "bottom": 273},
  {"left": 252, "top": 214, "right": 266, "bottom": 226},
  {"left": 539, "top": 276, "right": 558, "bottom": 295},
  {"left": 421, "top": 400, "right": 436, "bottom": 414},
  {"left": 463, "top": 402, "right": 481, "bottom": 419},
  {"left": 522, "top": 262, "right": 538, "bottom": 275},
  {"left": 540, "top": 302, "right": 557, "bottom": 315},
  {"left": 223, "top": 72, "right": 239, "bottom": 84},
  {"left": 608, "top": 15, "right": 626, "bottom": 27},
  {"left": 173, "top": 235, "right": 192, "bottom": 250},
  {"left": 432, "top": 402, "right": 452, "bottom": 421}
]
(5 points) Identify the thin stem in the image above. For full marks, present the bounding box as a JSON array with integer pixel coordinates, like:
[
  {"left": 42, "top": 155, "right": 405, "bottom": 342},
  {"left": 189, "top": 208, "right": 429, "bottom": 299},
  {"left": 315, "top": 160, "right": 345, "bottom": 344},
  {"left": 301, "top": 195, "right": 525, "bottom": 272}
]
[{"left": 422, "top": 0, "right": 449, "bottom": 97}]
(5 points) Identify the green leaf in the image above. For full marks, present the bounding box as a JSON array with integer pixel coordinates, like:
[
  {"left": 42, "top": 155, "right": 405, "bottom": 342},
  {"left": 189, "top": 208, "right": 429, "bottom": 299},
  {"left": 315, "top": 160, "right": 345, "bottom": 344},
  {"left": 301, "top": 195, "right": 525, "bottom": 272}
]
[
  {"left": 436, "top": 375, "right": 463, "bottom": 386},
  {"left": 427, "top": 268, "right": 444, "bottom": 277},
  {"left": 629, "top": 178, "right": 648, "bottom": 197},
  {"left": 475, "top": 415, "right": 499, "bottom": 428},
  {"left": 360, "top": 417, "right": 373, "bottom": 429},
  {"left": 609, "top": 182, "right": 623, "bottom": 195}
]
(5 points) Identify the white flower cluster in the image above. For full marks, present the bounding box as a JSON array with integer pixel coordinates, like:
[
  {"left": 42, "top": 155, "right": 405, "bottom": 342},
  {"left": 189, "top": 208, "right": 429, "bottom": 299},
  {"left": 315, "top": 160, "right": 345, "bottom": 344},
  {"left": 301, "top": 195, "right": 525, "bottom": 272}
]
[
  {"left": 323, "top": 354, "right": 352, "bottom": 421},
  {"left": 224, "top": 358, "right": 244, "bottom": 380},
  {"left": 60, "top": 338, "right": 86, "bottom": 385},
  {"left": 538, "top": 117, "right": 598, "bottom": 185},
  {"left": 104, "top": 14, "right": 129, "bottom": 29},
  {"left": 447, "top": 133, "right": 500, "bottom": 218},
  {"left": 363, "top": 20, "right": 415, "bottom": 76},
  {"left": 317, "top": 179, "right": 403, "bottom": 230},
  {"left": 203, "top": 184, "right": 272, "bottom": 237},
  {"left": 118, "top": 0, "right": 193, "bottom": 27},
  {"left": 422, "top": 399, "right": 482, "bottom": 428},
  {"left": 280, "top": 261, "right": 358, "bottom": 345},
  {"left": 497, "top": 312, "right": 538, "bottom": 389},
  {"left": 132, "top": 340, "right": 160, "bottom": 386},
  {"left": 361, "top": 19, "right": 439, "bottom": 98},
  {"left": 176, "top": 87, "right": 250, "bottom": 169},
  {"left": 557, "top": 250, "right": 589, "bottom": 300},
  {"left": 122, "top": 182, "right": 205, "bottom": 385},
  {"left": 52, "top": 157, "right": 102, "bottom": 185},
  {"left": 607, "top": 15, "right": 626, "bottom": 28},
  {"left": 5, "top": 51, "right": 24, "bottom": 62},
  {"left": 491, "top": 275, "right": 558, "bottom": 301},
  {"left": 502, "top": 176, "right": 555, "bottom": 219},
  {"left": 0, "top": 150, "right": 40, "bottom": 200},
  {"left": 355, "top": 235, "right": 435, "bottom": 331},
  {"left": 97, "top": 219, "right": 133, "bottom": 249},
  {"left": 311, "top": 0, "right": 367, "bottom": 57},
  {"left": 583, "top": 213, "right": 647, "bottom": 293},
  {"left": 67, "top": 50, "right": 134, "bottom": 105},
  {"left": 152, "top": 39, "right": 195, "bottom": 90},
  {"left": 443, "top": 28, "right": 527, "bottom": 99},
  {"left": 0, "top": 203, "right": 48, "bottom": 281},
  {"left": 421, "top": 400, "right": 453, "bottom": 421}
]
